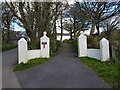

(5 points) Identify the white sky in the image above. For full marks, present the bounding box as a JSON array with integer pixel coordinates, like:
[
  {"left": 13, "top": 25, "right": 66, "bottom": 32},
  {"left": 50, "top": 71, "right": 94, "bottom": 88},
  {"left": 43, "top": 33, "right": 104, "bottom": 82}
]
[{"left": 13, "top": 23, "right": 25, "bottom": 31}]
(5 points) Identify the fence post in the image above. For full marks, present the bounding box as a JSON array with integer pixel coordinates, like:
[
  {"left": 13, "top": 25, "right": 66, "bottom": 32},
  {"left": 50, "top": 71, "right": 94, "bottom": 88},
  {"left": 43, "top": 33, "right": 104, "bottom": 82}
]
[
  {"left": 100, "top": 38, "right": 110, "bottom": 61},
  {"left": 18, "top": 38, "right": 28, "bottom": 64},
  {"left": 78, "top": 31, "right": 87, "bottom": 57},
  {"left": 40, "top": 31, "right": 50, "bottom": 58}
]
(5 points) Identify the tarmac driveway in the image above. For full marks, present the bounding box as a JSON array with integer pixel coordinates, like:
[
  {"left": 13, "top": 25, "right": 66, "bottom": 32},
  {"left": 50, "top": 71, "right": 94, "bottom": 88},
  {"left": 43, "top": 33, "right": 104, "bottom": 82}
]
[{"left": 15, "top": 43, "right": 110, "bottom": 88}]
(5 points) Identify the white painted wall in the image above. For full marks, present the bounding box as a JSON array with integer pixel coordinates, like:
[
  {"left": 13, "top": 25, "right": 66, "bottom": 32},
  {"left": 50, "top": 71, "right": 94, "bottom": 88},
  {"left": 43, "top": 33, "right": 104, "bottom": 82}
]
[
  {"left": 18, "top": 31, "right": 50, "bottom": 64},
  {"left": 87, "top": 49, "right": 101, "bottom": 60},
  {"left": 28, "top": 50, "right": 40, "bottom": 60},
  {"left": 78, "top": 32, "right": 110, "bottom": 61}
]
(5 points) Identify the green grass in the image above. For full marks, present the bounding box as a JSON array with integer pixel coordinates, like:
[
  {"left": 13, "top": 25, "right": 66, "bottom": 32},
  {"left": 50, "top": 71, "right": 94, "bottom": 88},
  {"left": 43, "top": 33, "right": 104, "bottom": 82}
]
[
  {"left": 2, "top": 44, "right": 17, "bottom": 51},
  {"left": 80, "top": 57, "right": 119, "bottom": 88},
  {"left": 14, "top": 58, "right": 48, "bottom": 71}
]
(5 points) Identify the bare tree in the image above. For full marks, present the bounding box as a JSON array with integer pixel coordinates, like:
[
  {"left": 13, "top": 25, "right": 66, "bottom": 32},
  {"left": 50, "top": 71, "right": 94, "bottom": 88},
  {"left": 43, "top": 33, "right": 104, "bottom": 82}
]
[
  {"left": 76, "top": 2, "right": 120, "bottom": 35},
  {"left": 2, "top": 2, "right": 13, "bottom": 43},
  {"left": 5, "top": 2, "right": 52, "bottom": 47},
  {"left": 102, "top": 14, "right": 120, "bottom": 43}
]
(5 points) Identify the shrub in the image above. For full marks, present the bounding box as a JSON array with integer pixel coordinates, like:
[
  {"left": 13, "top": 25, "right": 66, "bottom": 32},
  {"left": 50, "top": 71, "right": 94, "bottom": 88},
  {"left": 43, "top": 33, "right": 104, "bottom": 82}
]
[
  {"left": 50, "top": 39, "right": 61, "bottom": 56},
  {"left": 28, "top": 40, "right": 40, "bottom": 50},
  {"left": 87, "top": 35, "right": 101, "bottom": 49},
  {"left": 62, "top": 39, "right": 68, "bottom": 43},
  {"left": 69, "top": 39, "right": 78, "bottom": 53},
  {"left": 2, "top": 43, "right": 17, "bottom": 51},
  {"left": 115, "top": 47, "right": 120, "bottom": 63}
]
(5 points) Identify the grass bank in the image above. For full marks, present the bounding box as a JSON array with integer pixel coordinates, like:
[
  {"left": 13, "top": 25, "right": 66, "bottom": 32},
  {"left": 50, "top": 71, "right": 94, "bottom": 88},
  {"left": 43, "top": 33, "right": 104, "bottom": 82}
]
[
  {"left": 14, "top": 58, "right": 48, "bottom": 71},
  {"left": 2, "top": 43, "right": 17, "bottom": 51},
  {"left": 80, "top": 57, "right": 119, "bottom": 88}
]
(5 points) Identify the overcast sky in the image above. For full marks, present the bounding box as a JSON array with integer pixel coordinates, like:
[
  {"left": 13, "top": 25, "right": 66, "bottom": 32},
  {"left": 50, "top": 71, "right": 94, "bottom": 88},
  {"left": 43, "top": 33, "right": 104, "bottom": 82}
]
[{"left": 12, "top": 23, "right": 25, "bottom": 31}]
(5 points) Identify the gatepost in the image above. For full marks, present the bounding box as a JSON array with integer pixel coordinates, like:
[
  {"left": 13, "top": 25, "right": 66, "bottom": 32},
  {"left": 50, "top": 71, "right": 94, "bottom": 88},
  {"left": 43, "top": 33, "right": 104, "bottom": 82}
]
[
  {"left": 40, "top": 31, "right": 50, "bottom": 58},
  {"left": 100, "top": 38, "right": 110, "bottom": 61},
  {"left": 78, "top": 31, "right": 87, "bottom": 57},
  {"left": 18, "top": 38, "right": 27, "bottom": 64}
]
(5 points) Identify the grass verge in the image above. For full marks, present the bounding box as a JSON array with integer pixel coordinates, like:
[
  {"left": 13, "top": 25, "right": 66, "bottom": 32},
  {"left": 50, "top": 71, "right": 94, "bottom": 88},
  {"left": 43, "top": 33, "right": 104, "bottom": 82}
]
[
  {"left": 2, "top": 44, "right": 17, "bottom": 51},
  {"left": 80, "top": 57, "right": 119, "bottom": 88},
  {"left": 14, "top": 58, "right": 48, "bottom": 71}
]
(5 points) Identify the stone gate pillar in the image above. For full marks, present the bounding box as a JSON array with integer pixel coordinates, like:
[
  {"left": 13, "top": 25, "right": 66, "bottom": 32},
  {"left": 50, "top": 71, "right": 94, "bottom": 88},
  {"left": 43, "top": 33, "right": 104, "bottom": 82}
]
[
  {"left": 78, "top": 31, "right": 87, "bottom": 57},
  {"left": 18, "top": 38, "right": 28, "bottom": 64},
  {"left": 40, "top": 31, "right": 50, "bottom": 58},
  {"left": 100, "top": 38, "right": 110, "bottom": 61}
]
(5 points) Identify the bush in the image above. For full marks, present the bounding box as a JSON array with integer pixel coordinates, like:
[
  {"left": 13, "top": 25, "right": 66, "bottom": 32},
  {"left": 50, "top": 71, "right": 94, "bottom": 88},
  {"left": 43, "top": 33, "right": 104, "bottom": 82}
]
[
  {"left": 87, "top": 35, "right": 101, "bottom": 49},
  {"left": 2, "top": 43, "right": 17, "bottom": 51},
  {"left": 28, "top": 40, "right": 40, "bottom": 50},
  {"left": 50, "top": 39, "right": 61, "bottom": 56},
  {"left": 69, "top": 39, "right": 78, "bottom": 53},
  {"left": 115, "top": 47, "right": 120, "bottom": 63},
  {"left": 62, "top": 39, "right": 68, "bottom": 43}
]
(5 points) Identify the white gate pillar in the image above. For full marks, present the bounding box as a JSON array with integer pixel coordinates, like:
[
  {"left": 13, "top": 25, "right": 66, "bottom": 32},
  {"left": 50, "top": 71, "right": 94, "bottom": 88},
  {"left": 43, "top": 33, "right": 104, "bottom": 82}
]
[
  {"left": 18, "top": 38, "right": 28, "bottom": 64},
  {"left": 100, "top": 38, "right": 110, "bottom": 61},
  {"left": 78, "top": 31, "right": 87, "bottom": 57},
  {"left": 40, "top": 31, "right": 50, "bottom": 58}
]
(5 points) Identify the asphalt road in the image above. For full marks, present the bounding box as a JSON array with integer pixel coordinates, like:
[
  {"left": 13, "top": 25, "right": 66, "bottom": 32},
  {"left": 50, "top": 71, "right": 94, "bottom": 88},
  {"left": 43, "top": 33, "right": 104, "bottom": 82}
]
[
  {"left": 2, "top": 48, "right": 21, "bottom": 88},
  {"left": 15, "top": 43, "right": 110, "bottom": 88}
]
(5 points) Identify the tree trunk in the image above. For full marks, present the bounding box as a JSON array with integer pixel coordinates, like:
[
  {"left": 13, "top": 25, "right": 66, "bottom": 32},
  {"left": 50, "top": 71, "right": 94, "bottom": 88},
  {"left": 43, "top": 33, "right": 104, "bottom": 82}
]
[
  {"left": 2, "top": 28, "right": 5, "bottom": 41},
  {"left": 96, "top": 23, "right": 100, "bottom": 35},
  {"left": 6, "top": 23, "right": 10, "bottom": 44},
  {"left": 29, "top": 32, "right": 38, "bottom": 48},
  {"left": 90, "top": 21, "right": 96, "bottom": 35},
  {"left": 70, "top": 27, "right": 72, "bottom": 40},
  {"left": 54, "top": 21, "right": 57, "bottom": 40},
  {"left": 73, "top": 16, "right": 76, "bottom": 38},
  {"left": 52, "top": 18, "right": 57, "bottom": 40},
  {"left": 60, "top": 11, "right": 63, "bottom": 42}
]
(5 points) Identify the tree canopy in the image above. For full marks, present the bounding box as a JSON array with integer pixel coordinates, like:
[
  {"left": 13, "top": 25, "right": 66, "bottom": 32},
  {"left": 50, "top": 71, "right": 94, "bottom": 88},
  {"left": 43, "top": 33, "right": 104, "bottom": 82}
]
[
  {"left": 1, "top": 1, "right": 120, "bottom": 45},
  {"left": 68, "top": 2, "right": 120, "bottom": 35}
]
